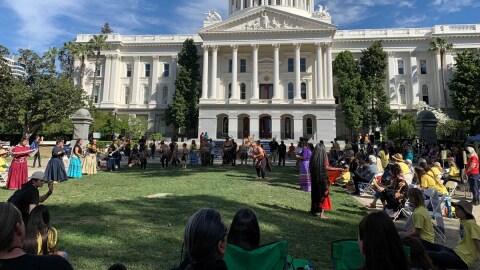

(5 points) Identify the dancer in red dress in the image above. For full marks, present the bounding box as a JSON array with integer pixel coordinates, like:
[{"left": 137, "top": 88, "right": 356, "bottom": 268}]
[{"left": 6, "top": 138, "right": 34, "bottom": 190}]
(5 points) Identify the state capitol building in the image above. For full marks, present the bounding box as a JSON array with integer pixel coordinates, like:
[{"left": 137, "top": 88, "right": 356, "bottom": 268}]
[{"left": 74, "top": 0, "right": 480, "bottom": 141}]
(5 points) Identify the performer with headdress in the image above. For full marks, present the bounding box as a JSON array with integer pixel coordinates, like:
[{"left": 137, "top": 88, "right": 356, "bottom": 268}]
[
  {"left": 6, "top": 137, "right": 34, "bottom": 189},
  {"left": 309, "top": 142, "right": 343, "bottom": 219},
  {"left": 82, "top": 139, "right": 98, "bottom": 175}
]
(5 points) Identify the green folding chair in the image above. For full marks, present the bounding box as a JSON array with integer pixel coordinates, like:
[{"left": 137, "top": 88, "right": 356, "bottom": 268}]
[{"left": 331, "top": 239, "right": 410, "bottom": 270}]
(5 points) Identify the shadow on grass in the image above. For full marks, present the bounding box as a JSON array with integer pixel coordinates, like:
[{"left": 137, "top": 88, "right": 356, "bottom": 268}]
[{"left": 52, "top": 192, "right": 365, "bottom": 270}]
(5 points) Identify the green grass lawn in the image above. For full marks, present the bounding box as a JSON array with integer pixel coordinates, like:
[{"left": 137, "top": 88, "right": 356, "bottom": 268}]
[{"left": 0, "top": 164, "right": 367, "bottom": 270}]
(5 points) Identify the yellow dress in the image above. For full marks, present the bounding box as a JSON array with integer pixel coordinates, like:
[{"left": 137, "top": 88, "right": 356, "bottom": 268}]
[{"left": 36, "top": 227, "right": 58, "bottom": 255}]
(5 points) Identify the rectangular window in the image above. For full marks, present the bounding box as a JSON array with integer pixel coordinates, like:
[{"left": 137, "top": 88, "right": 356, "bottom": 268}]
[
  {"left": 143, "top": 85, "right": 149, "bottom": 104},
  {"left": 240, "top": 59, "right": 247, "bottom": 73},
  {"left": 228, "top": 59, "right": 232, "bottom": 73},
  {"left": 397, "top": 59, "right": 404, "bottom": 75},
  {"left": 126, "top": 64, "right": 132, "bottom": 77},
  {"left": 300, "top": 58, "right": 306, "bottom": 72},
  {"left": 93, "top": 84, "right": 100, "bottom": 103},
  {"left": 145, "top": 63, "right": 151, "bottom": 77},
  {"left": 420, "top": 60, "right": 427, "bottom": 74},
  {"left": 288, "top": 58, "right": 294, "bottom": 72},
  {"left": 163, "top": 86, "right": 168, "bottom": 105},
  {"left": 163, "top": 64, "right": 170, "bottom": 77},
  {"left": 95, "top": 65, "right": 102, "bottom": 77}
]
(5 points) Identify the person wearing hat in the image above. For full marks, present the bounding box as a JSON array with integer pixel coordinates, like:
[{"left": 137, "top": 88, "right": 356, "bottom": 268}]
[
  {"left": 0, "top": 149, "right": 9, "bottom": 173},
  {"left": 392, "top": 153, "right": 410, "bottom": 175},
  {"left": 466, "top": 146, "right": 480, "bottom": 205},
  {"left": 6, "top": 171, "right": 54, "bottom": 224},
  {"left": 425, "top": 200, "right": 480, "bottom": 269}
]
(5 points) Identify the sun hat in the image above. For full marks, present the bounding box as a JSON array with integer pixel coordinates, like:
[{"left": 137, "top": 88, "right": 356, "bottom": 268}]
[
  {"left": 29, "top": 171, "right": 46, "bottom": 180},
  {"left": 0, "top": 149, "right": 7, "bottom": 155},
  {"left": 392, "top": 153, "right": 404, "bottom": 162},
  {"left": 452, "top": 200, "right": 473, "bottom": 217}
]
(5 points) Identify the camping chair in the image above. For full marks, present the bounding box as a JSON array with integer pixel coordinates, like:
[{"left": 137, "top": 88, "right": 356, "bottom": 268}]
[
  {"left": 424, "top": 189, "right": 447, "bottom": 243},
  {"left": 393, "top": 198, "right": 413, "bottom": 222},
  {"left": 358, "top": 173, "right": 382, "bottom": 195},
  {"left": 445, "top": 181, "right": 458, "bottom": 199},
  {"left": 0, "top": 171, "right": 7, "bottom": 187},
  {"left": 223, "top": 241, "right": 310, "bottom": 270},
  {"left": 331, "top": 239, "right": 410, "bottom": 270}
]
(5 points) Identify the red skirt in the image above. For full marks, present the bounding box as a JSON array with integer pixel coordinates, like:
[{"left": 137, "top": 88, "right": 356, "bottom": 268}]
[
  {"left": 6, "top": 160, "right": 28, "bottom": 190},
  {"left": 321, "top": 193, "right": 332, "bottom": 211}
]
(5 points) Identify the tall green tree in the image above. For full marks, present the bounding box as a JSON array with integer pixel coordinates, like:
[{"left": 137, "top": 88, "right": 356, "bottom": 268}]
[
  {"left": 333, "top": 50, "right": 365, "bottom": 137},
  {"left": 177, "top": 39, "right": 200, "bottom": 132},
  {"left": 360, "top": 41, "right": 394, "bottom": 130},
  {"left": 88, "top": 34, "right": 109, "bottom": 98},
  {"left": 72, "top": 43, "right": 91, "bottom": 88},
  {"left": 59, "top": 41, "right": 77, "bottom": 80},
  {"left": 165, "top": 68, "right": 189, "bottom": 138},
  {"left": 0, "top": 45, "right": 14, "bottom": 91},
  {"left": 429, "top": 37, "right": 453, "bottom": 109},
  {"left": 43, "top": 46, "right": 59, "bottom": 72},
  {"left": 101, "top": 22, "right": 114, "bottom": 34},
  {"left": 449, "top": 49, "right": 480, "bottom": 133}
]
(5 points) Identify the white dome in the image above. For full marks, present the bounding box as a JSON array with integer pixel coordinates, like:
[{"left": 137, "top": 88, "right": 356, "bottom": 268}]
[{"left": 228, "top": 0, "right": 314, "bottom": 16}]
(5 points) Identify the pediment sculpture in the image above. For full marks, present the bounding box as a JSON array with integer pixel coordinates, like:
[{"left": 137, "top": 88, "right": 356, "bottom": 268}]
[
  {"left": 312, "top": 5, "right": 331, "bottom": 19},
  {"left": 227, "top": 11, "right": 303, "bottom": 31},
  {"left": 205, "top": 10, "right": 222, "bottom": 22}
]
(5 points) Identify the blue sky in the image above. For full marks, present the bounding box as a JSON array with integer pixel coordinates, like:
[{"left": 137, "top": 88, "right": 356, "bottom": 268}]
[{"left": 1, "top": 0, "right": 479, "bottom": 54}]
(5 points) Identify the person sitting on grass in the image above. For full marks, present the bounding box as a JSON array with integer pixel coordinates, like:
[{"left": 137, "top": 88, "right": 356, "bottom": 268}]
[
  {"left": 358, "top": 212, "right": 409, "bottom": 270},
  {"left": 176, "top": 208, "right": 228, "bottom": 270},
  {"left": 334, "top": 163, "right": 351, "bottom": 187},
  {"left": 424, "top": 200, "right": 480, "bottom": 269},
  {"left": 227, "top": 208, "right": 260, "bottom": 250},
  {"left": 401, "top": 236, "right": 433, "bottom": 270},
  {"left": 401, "top": 188, "right": 435, "bottom": 245},
  {"left": 24, "top": 205, "right": 67, "bottom": 258},
  {"left": 0, "top": 202, "right": 73, "bottom": 270}
]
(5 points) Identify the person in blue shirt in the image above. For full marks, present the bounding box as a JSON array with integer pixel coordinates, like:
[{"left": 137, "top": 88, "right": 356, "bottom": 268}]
[{"left": 403, "top": 146, "right": 414, "bottom": 163}]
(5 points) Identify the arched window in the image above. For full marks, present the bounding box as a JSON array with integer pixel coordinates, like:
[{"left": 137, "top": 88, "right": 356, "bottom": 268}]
[
  {"left": 228, "top": 83, "right": 232, "bottom": 99},
  {"left": 399, "top": 85, "right": 406, "bottom": 105},
  {"left": 288, "top": 83, "right": 294, "bottom": 100},
  {"left": 301, "top": 82, "right": 307, "bottom": 100},
  {"left": 285, "top": 117, "right": 291, "bottom": 139},
  {"left": 163, "top": 86, "right": 168, "bottom": 105},
  {"left": 422, "top": 85, "right": 429, "bottom": 104},
  {"left": 240, "top": 83, "right": 246, "bottom": 100},
  {"left": 306, "top": 118, "right": 313, "bottom": 135},
  {"left": 222, "top": 117, "right": 229, "bottom": 134}
]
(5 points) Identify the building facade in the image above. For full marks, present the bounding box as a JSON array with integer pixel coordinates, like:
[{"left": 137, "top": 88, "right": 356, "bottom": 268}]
[
  {"left": 74, "top": 1, "right": 480, "bottom": 141},
  {"left": 4, "top": 55, "right": 26, "bottom": 77}
]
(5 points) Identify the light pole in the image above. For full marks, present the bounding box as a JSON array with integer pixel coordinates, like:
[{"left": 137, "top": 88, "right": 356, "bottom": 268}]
[{"left": 112, "top": 108, "right": 118, "bottom": 140}]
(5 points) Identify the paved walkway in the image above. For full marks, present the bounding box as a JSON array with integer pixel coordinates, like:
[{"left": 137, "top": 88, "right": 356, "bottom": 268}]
[{"left": 350, "top": 187, "right": 480, "bottom": 268}]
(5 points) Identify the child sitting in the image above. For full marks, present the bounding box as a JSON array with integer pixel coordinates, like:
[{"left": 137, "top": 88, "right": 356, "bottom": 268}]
[{"left": 334, "top": 163, "right": 351, "bottom": 187}]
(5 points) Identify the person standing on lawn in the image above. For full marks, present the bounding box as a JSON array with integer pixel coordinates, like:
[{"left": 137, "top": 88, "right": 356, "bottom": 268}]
[
  {"left": 6, "top": 138, "right": 34, "bottom": 190},
  {"left": 31, "top": 135, "right": 42, "bottom": 168},
  {"left": 278, "top": 140, "right": 286, "bottom": 166}
]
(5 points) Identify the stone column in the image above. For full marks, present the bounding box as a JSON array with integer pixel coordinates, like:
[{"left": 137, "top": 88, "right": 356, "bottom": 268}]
[
  {"left": 434, "top": 52, "right": 442, "bottom": 108},
  {"left": 273, "top": 44, "right": 280, "bottom": 100},
  {"left": 249, "top": 0, "right": 253, "bottom": 8},
  {"left": 171, "top": 55, "right": 178, "bottom": 78},
  {"left": 131, "top": 56, "right": 141, "bottom": 105},
  {"left": 250, "top": 116, "right": 259, "bottom": 141},
  {"left": 109, "top": 55, "right": 119, "bottom": 104},
  {"left": 102, "top": 55, "right": 112, "bottom": 103},
  {"left": 387, "top": 51, "right": 396, "bottom": 102},
  {"left": 325, "top": 43, "right": 334, "bottom": 99},
  {"left": 229, "top": 116, "right": 239, "bottom": 139},
  {"left": 251, "top": 44, "right": 259, "bottom": 102},
  {"left": 294, "top": 43, "right": 302, "bottom": 100},
  {"left": 70, "top": 109, "right": 93, "bottom": 146},
  {"left": 201, "top": 46, "right": 209, "bottom": 100},
  {"left": 210, "top": 46, "right": 218, "bottom": 99},
  {"left": 272, "top": 116, "right": 281, "bottom": 140},
  {"left": 315, "top": 43, "right": 324, "bottom": 100},
  {"left": 151, "top": 55, "right": 160, "bottom": 105},
  {"left": 231, "top": 45, "right": 239, "bottom": 101},
  {"left": 410, "top": 53, "right": 418, "bottom": 107},
  {"left": 293, "top": 117, "right": 303, "bottom": 141}
]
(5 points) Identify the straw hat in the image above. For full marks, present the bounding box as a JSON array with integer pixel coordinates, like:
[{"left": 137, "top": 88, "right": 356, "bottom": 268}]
[
  {"left": 452, "top": 200, "right": 473, "bottom": 217},
  {"left": 392, "top": 153, "right": 404, "bottom": 162},
  {"left": 0, "top": 149, "right": 7, "bottom": 156}
]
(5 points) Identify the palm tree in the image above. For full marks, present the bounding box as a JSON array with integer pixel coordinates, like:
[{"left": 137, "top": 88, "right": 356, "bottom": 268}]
[
  {"left": 74, "top": 43, "right": 91, "bottom": 89},
  {"left": 60, "top": 42, "right": 77, "bottom": 79},
  {"left": 88, "top": 35, "right": 110, "bottom": 97},
  {"left": 429, "top": 37, "right": 453, "bottom": 110},
  {"left": 43, "top": 46, "right": 59, "bottom": 72}
]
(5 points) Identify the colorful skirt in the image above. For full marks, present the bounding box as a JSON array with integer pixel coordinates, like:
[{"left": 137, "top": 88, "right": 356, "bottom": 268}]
[
  {"left": 67, "top": 157, "right": 82, "bottom": 178},
  {"left": 82, "top": 154, "right": 97, "bottom": 175},
  {"left": 45, "top": 158, "right": 67, "bottom": 182},
  {"left": 6, "top": 160, "right": 28, "bottom": 190},
  {"left": 321, "top": 191, "right": 332, "bottom": 211},
  {"left": 299, "top": 160, "right": 311, "bottom": 192}
]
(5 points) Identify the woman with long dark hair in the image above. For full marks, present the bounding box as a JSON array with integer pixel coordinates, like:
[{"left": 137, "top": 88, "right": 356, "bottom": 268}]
[
  {"left": 24, "top": 205, "right": 67, "bottom": 258},
  {"left": 82, "top": 139, "right": 98, "bottom": 175},
  {"left": 309, "top": 143, "right": 342, "bottom": 219},
  {"left": 67, "top": 138, "right": 84, "bottom": 178},
  {"left": 6, "top": 137, "right": 34, "bottom": 189},
  {"left": 177, "top": 208, "right": 228, "bottom": 270},
  {"left": 227, "top": 208, "right": 260, "bottom": 250},
  {"left": 45, "top": 138, "right": 68, "bottom": 182},
  {"left": 358, "top": 212, "right": 409, "bottom": 270}
]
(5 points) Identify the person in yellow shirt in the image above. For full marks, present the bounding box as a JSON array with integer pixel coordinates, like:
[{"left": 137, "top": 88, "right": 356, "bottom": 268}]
[
  {"left": 403, "top": 188, "right": 435, "bottom": 244},
  {"left": 392, "top": 153, "right": 410, "bottom": 175},
  {"left": 377, "top": 143, "right": 389, "bottom": 169},
  {"left": 0, "top": 149, "right": 9, "bottom": 173},
  {"left": 415, "top": 166, "right": 448, "bottom": 195},
  {"left": 425, "top": 200, "right": 480, "bottom": 269},
  {"left": 446, "top": 157, "right": 461, "bottom": 184},
  {"left": 334, "top": 163, "right": 351, "bottom": 186},
  {"left": 431, "top": 162, "right": 444, "bottom": 179}
]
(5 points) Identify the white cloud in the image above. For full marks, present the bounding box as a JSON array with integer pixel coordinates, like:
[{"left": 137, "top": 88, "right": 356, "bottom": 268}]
[
  {"left": 395, "top": 14, "right": 426, "bottom": 27},
  {"left": 431, "top": 0, "right": 478, "bottom": 13},
  {"left": 173, "top": 0, "right": 228, "bottom": 33}
]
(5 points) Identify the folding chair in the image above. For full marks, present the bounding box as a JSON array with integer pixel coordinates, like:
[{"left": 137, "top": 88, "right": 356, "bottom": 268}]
[
  {"left": 0, "top": 171, "right": 8, "bottom": 187},
  {"left": 445, "top": 181, "right": 458, "bottom": 199},
  {"left": 393, "top": 198, "right": 413, "bottom": 222},
  {"left": 404, "top": 173, "right": 414, "bottom": 185},
  {"left": 224, "top": 241, "right": 310, "bottom": 270},
  {"left": 424, "top": 189, "right": 447, "bottom": 243},
  {"left": 331, "top": 239, "right": 410, "bottom": 270},
  {"left": 358, "top": 173, "right": 382, "bottom": 195}
]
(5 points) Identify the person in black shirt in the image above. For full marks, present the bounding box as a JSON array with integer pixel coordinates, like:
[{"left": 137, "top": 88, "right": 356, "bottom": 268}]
[
  {"left": 7, "top": 171, "right": 54, "bottom": 225},
  {"left": 278, "top": 140, "right": 287, "bottom": 166},
  {"left": 0, "top": 202, "right": 73, "bottom": 270},
  {"left": 269, "top": 138, "right": 279, "bottom": 163}
]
